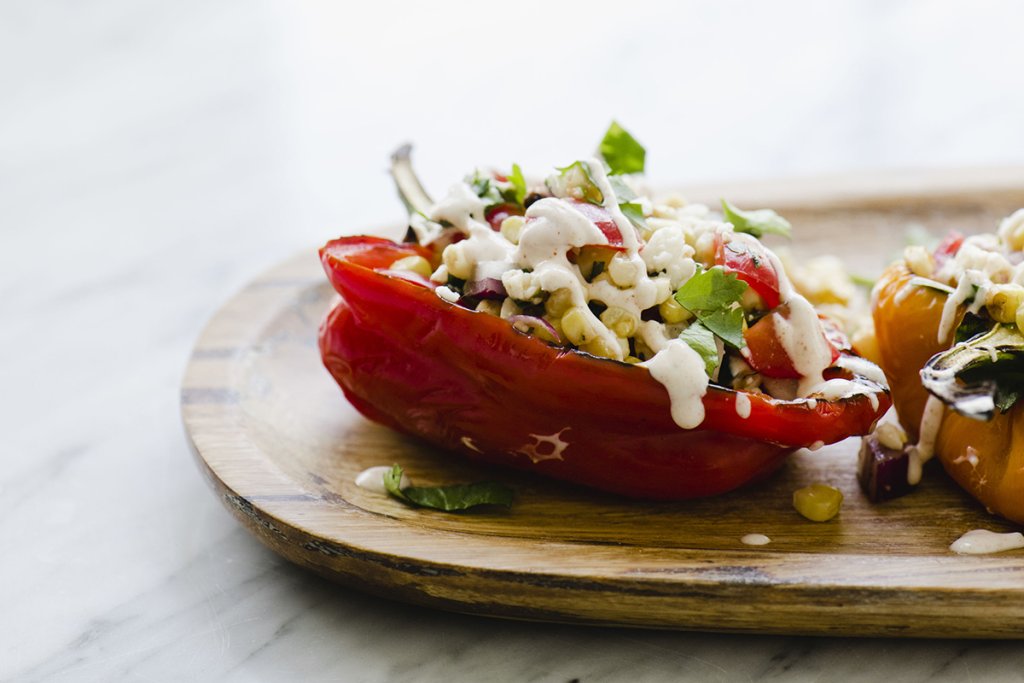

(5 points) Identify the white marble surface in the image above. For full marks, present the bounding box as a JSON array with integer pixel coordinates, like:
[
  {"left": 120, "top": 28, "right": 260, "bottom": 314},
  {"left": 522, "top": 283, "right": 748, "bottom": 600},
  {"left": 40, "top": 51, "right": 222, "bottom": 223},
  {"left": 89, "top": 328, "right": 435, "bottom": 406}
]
[{"left": 5, "top": 1, "right": 1024, "bottom": 680}]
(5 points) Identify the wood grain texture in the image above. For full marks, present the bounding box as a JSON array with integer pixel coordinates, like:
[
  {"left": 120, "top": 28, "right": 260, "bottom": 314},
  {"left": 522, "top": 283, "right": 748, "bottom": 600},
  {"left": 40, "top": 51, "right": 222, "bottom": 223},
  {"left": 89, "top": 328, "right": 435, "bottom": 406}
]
[{"left": 182, "top": 169, "right": 1024, "bottom": 638}]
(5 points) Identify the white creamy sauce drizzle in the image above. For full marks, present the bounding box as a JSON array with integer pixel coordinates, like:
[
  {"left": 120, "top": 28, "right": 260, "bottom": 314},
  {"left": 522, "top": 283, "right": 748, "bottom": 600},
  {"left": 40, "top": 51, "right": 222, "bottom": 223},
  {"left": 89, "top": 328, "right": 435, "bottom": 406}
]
[
  {"left": 639, "top": 339, "right": 709, "bottom": 429},
  {"left": 354, "top": 466, "right": 407, "bottom": 495},
  {"left": 741, "top": 533, "right": 771, "bottom": 546},
  {"left": 425, "top": 161, "right": 881, "bottom": 432},
  {"left": 950, "top": 529, "right": 1024, "bottom": 555},
  {"left": 835, "top": 355, "right": 889, "bottom": 386},
  {"left": 735, "top": 392, "right": 752, "bottom": 419},
  {"left": 937, "top": 269, "right": 987, "bottom": 343},
  {"left": 731, "top": 233, "right": 837, "bottom": 397},
  {"left": 907, "top": 395, "right": 945, "bottom": 485}
]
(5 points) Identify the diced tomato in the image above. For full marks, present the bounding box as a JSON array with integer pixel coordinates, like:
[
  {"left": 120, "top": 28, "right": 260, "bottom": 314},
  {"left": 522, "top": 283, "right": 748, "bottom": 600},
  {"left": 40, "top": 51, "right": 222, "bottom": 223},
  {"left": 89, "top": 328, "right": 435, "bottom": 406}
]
[
  {"left": 933, "top": 231, "right": 964, "bottom": 267},
  {"left": 485, "top": 203, "right": 524, "bottom": 231},
  {"left": 569, "top": 200, "right": 627, "bottom": 250},
  {"left": 743, "top": 306, "right": 842, "bottom": 379},
  {"left": 714, "top": 234, "right": 781, "bottom": 310}
]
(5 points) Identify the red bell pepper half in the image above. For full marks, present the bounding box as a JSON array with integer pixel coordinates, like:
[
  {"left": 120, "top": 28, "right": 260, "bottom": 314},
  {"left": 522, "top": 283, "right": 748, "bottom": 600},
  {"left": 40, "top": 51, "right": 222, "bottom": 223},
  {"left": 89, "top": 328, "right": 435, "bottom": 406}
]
[{"left": 319, "top": 236, "right": 891, "bottom": 499}]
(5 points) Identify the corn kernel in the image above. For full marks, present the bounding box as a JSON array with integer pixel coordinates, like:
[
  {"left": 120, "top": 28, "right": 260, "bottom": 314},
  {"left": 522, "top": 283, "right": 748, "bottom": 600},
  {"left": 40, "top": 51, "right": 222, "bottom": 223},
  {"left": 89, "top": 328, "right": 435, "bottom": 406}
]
[
  {"left": 903, "top": 245, "right": 934, "bottom": 278},
  {"left": 659, "top": 297, "right": 693, "bottom": 324},
  {"left": 499, "top": 298, "right": 521, "bottom": 320},
  {"left": 694, "top": 231, "right": 717, "bottom": 263},
  {"left": 544, "top": 288, "right": 575, "bottom": 317},
  {"left": 500, "top": 215, "right": 525, "bottom": 244},
  {"left": 442, "top": 243, "right": 474, "bottom": 280},
  {"left": 562, "top": 307, "right": 598, "bottom": 345},
  {"left": 999, "top": 209, "right": 1024, "bottom": 252},
  {"left": 389, "top": 255, "right": 433, "bottom": 279},
  {"left": 987, "top": 284, "right": 1024, "bottom": 324},
  {"left": 581, "top": 337, "right": 618, "bottom": 359},
  {"left": 793, "top": 483, "right": 843, "bottom": 522},
  {"left": 475, "top": 300, "right": 501, "bottom": 316},
  {"left": 608, "top": 255, "right": 641, "bottom": 288},
  {"left": 875, "top": 422, "right": 907, "bottom": 451},
  {"left": 624, "top": 355, "right": 642, "bottom": 364},
  {"left": 1016, "top": 303, "right": 1024, "bottom": 332},
  {"left": 600, "top": 306, "right": 638, "bottom": 337},
  {"left": 851, "top": 324, "right": 883, "bottom": 366}
]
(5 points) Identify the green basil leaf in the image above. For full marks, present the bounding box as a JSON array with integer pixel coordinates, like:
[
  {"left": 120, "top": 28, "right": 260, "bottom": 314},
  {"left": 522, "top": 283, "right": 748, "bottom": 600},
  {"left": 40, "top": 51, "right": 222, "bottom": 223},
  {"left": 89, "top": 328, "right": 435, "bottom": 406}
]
[
  {"left": 608, "top": 175, "right": 637, "bottom": 202},
  {"left": 696, "top": 306, "right": 746, "bottom": 349},
  {"left": 673, "top": 267, "right": 749, "bottom": 349},
  {"left": 678, "top": 320, "right": 719, "bottom": 376},
  {"left": 599, "top": 121, "right": 646, "bottom": 175},
  {"left": 467, "top": 171, "right": 505, "bottom": 207},
  {"left": 674, "top": 266, "right": 748, "bottom": 312},
  {"left": 619, "top": 202, "right": 647, "bottom": 231},
  {"left": 509, "top": 163, "right": 527, "bottom": 205},
  {"left": 383, "top": 464, "right": 514, "bottom": 512},
  {"left": 721, "top": 199, "right": 792, "bottom": 239}
]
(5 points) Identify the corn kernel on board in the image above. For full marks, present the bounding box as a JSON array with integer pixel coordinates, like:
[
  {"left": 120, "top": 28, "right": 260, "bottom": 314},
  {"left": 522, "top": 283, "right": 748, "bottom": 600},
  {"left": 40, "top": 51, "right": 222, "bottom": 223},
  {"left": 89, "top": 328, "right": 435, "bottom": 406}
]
[{"left": 183, "top": 168, "right": 1024, "bottom": 637}]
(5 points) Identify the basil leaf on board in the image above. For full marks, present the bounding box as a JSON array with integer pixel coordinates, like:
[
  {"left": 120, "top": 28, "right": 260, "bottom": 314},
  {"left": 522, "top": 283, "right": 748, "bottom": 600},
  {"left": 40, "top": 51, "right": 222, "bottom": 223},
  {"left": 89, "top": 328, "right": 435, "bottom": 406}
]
[
  {"left": 678, "top": 320, "right": 719, "bottom": 376},
  {"left": 674, "top": 267, "right": 749, "bottom": 349},
  {"left": 720, "top": 199, "right": 792, "bottom": 239},
  {"left": 598, "top": 121, "right": 646, "bottom": 175},
  {"left": 382, "top": 464, "right": 514, "bottom": 512}
]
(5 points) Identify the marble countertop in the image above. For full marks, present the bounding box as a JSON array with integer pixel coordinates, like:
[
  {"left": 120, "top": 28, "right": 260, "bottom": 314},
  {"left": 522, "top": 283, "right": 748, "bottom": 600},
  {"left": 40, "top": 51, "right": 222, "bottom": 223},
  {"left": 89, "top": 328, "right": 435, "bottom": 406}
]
[{"left": 6, "top": 1, "right": 1024, "bottom": 680}]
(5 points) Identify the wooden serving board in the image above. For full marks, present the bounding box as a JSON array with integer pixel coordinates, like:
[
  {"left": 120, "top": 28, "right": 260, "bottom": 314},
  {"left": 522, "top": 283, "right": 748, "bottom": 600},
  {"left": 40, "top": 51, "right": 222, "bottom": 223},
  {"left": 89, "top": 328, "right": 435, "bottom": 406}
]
[{"left": 182, "top": 168, "right": 1024, "bottom": 638}]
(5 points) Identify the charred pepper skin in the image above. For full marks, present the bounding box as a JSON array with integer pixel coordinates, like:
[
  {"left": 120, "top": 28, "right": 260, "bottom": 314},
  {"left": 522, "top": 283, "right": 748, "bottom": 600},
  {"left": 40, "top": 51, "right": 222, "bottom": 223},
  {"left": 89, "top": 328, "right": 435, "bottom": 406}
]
[
  {"left": 874, "top": 262, "right": 1024, "bottom": 524},
  {"left": 319, "top": 236, "right": 891, "bottom": 500}
]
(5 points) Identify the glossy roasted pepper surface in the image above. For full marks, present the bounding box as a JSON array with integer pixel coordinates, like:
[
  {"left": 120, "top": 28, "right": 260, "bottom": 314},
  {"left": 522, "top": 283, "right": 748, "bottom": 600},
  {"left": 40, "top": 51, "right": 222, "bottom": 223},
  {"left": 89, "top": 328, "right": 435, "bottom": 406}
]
[
  {"left": 320, "top": 236, "right": 890, "bottom": 500},
  {"left": 873, "top": 262, "right": 1024, "bottom": 523}
]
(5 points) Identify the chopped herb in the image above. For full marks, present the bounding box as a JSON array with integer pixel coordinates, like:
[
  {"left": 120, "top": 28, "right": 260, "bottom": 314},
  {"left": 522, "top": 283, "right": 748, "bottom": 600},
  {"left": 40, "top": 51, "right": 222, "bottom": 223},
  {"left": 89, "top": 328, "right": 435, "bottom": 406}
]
[
  {"left": 674, "top": 266, "right": 749, "bottom": 348},
  {"left": 467, "top": 170, "right": 505, "bottom": 207},
  {"left": 383, "top": 465, "right": 514, "bottom": 512},
  {"left": 679, "top": 320, "right": 719, "bottom": 376},
  {"left": 548, "top": 161, "right": 604, "bottom": 205},
  {"left": 620, "top": 202, "right": 648, "bottom": 231},
  {"left": 598, "top": 121, "right": 646, "bottom": 175},
  {"left": 508, "top": 163, "right": 527, "bottom": 205},
  {"left": 720, "top": 199, "right": 792, "bottom": 239},
  {"left": 608, "top": 175, "right": 637, "bottom": 202}
]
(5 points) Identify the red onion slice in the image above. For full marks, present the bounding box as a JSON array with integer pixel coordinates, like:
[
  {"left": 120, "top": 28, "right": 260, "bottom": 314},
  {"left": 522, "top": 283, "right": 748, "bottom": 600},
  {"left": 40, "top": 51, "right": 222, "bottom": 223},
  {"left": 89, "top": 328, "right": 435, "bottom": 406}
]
[
  {"left": 508, "top": 315, "right": 561, "bottom": 344},
  {"left": 463, "top": 277, "right": 507, "bottom": 300}
]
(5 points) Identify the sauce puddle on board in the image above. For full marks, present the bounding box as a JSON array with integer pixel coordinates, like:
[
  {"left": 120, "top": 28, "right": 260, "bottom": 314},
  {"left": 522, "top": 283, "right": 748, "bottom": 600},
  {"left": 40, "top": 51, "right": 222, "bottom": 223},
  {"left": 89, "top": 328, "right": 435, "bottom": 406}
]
[
  {"left": 950, "top": 529, "right": 1024, "bottom": 555},
  {"left": 741, "top": 533, "right": 771, "bottom": 546}
]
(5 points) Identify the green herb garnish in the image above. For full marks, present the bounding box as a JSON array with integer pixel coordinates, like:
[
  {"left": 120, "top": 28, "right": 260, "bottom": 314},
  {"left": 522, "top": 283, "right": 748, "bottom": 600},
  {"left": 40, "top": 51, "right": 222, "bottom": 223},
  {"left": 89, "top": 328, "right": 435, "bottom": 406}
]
[
  {"left": 679, "top": 320, "right": 720, "bottom": 376},
  {"left": 620, "top": 202, "right": 648, "bottom": 231},
  {"left": 721, "top": 199, "right": 792, "bottom": 239},
  {"left": 599, "top": 121, "right": 646, "bottom": 175},
  {"left": 674, "top": 266, "right": 749, "bottom": 348},
  {"left": 508, "top": 163, "right": 527, "bottom": 205},
  {"left": 548, "top": 160, "right": 604, "bottom": 205},
  {"left": 383, "top": 465, "right": 514, "bottom": 512}
]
